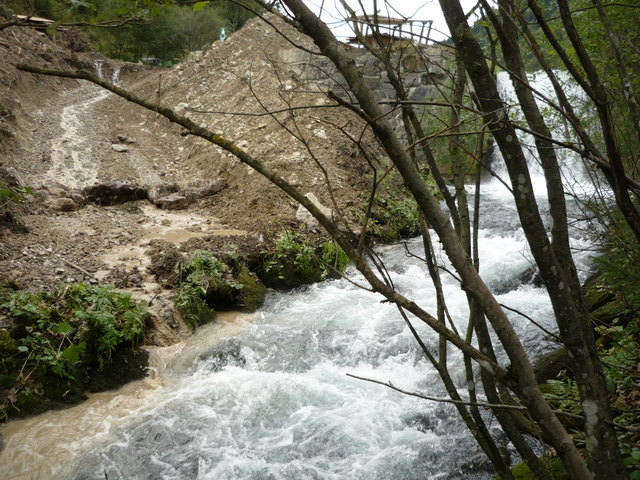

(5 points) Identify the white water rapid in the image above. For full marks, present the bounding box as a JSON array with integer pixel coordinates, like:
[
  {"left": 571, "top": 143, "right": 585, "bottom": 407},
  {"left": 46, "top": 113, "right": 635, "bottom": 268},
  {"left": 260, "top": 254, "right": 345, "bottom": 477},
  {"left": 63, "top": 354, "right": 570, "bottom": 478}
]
[
  {"left": 0, "top": 198, "right": 594, "bottom": 480},
  {"left": 0, "top": 72, "right": 597, "bottom": 480}
]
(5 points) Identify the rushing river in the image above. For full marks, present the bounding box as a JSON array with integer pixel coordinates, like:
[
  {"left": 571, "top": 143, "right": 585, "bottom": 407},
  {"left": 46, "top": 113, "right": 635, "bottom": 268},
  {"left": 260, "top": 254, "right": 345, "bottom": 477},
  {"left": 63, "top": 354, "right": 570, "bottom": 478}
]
[
  {"left": 0, "top": 71, "right": 596, "bottom": 479},
  {"left": 0, "top": 182, "right": 594, "bottom": 480}
]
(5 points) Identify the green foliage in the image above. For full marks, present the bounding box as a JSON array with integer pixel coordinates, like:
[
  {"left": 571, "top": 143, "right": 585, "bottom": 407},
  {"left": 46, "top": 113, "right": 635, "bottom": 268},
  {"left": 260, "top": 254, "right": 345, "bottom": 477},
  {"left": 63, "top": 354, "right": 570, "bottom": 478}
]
[
  {"left": 0, "top": 283, "right": 148, "bottom": 419},
  {"left": 470, "top": 0, "right": 639, "bottom": 166},
  {"left": 173, "top": 250, "right": 223, "bottom": 328},
  {"left": 624, "top": 449, "right": 640, "bottom": 480},
  {"left": 260, "top": 230, "right": 349, "bottom": 289},
  {"left": 319, "top": 239, "right": 350, "bottom": 277},
  {"left": 265, "top": 230, "right": 316, "bottom": 279},
  {"left": 363, "top": 177, "right": 422, "bottom": 242},
  {"left": 570, "top": 0, "right": 640, "bottom": 161},
  {"left": 496, "top": 456, "right": 568, "bottom": 479},
  {"left": 8, "top": 0, "right": 263, "bottom": 62},
  {"left": 89, "top": 3, "right": 226, "bottom": 62},
  {"left": 1, "top": 284, "right": 147, "bottom": 373},
  {"left": 540, "top": 376, "right": 582, "bottom": 416},
  {"left": 0, "top": 180, "right": 31, "bottom": 207},
  {"left": 594, "top": 219, "right": 640, "bottom": 316},
  {"left": 65, "top": 283, "right": 147, "bottom": 367},
  {"left": 0, "top": 329, "right": 17, "bottom": 357},
  {"left": 372, "top": 190, "right": 420, "bottom": 241},
  {"left": 173, "top": 249, "right": 269, "bottom": 323}
]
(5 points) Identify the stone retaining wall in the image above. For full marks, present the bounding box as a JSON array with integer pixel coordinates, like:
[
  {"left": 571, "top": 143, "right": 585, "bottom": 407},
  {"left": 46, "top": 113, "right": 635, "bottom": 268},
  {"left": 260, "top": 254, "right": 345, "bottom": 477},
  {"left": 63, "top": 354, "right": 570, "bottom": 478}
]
[{"left": 279, "top": 43, "right": 453, "bottom": 141}]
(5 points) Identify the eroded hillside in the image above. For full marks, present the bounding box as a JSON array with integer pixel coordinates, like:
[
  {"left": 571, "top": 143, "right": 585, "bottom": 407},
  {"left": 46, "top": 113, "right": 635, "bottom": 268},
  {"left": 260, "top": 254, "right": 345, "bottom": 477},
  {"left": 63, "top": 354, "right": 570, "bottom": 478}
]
[{"left": 0, "top": 15, "right": 392, "bottom": 295}]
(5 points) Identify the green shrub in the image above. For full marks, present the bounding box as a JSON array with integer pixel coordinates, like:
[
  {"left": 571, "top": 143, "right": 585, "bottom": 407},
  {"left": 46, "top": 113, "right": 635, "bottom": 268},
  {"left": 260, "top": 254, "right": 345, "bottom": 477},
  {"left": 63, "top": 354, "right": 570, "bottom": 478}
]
[
  {"left": 260, "top": 230, "right": 349, "bottom": 289},
  {"left": 174, "top": 250, "right": 269, "bottom": 323},
  {"left": 371, "top": 190, "right": 420, "bottom": 241},
  {"left": 0, "top": 283, "right": 148, "bottom": 418},
  {"left": 173, "top": 250, "right": 223, "bottom": 328},
  {"left": 1, "top": 284, "right": 147, "bottom": 373}
]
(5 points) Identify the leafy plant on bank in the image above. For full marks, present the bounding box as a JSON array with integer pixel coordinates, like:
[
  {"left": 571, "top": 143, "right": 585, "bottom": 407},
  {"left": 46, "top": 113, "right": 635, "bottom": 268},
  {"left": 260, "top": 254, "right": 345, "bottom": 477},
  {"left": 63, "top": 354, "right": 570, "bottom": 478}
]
[
  {"left": 0, "top": 182, "right": 31, "bottom": 206},
  {"left": 2, "top": 284, "right": 147, "bottom": 371},
  {"left": 173, "top": 250, "right": 229, "bottom": 328},
  {"left": 0, "top": 283, "right": 148, "bottom": 419},
  {"left": 362, "top": 180, "right": 421, "bottom": 242},
  {"left": 261, "top": 230, "right": 349, "bottom": 288}
]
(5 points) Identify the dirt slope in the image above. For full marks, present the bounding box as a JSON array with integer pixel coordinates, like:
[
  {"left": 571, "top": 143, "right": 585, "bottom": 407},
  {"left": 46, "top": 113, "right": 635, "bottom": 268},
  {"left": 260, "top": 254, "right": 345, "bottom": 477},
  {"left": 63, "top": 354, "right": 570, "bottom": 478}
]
[
  {"left": 110, "top": 14, "right": 383, "bottom": 231},
  {"left": 0, "top": 15, "right": 386, "bottom": 303}
]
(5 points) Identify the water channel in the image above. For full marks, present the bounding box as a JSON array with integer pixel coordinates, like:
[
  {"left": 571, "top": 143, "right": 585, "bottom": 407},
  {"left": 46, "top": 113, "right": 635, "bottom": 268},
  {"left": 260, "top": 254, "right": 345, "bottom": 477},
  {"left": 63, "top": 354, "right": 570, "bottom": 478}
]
[{"left": 0, "top": 72, "right": 596, "bottom": 479}]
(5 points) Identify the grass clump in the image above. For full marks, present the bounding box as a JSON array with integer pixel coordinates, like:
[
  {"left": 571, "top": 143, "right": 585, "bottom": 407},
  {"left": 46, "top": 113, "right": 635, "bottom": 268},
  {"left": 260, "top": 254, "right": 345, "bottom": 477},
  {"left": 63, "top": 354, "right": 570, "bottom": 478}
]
[
  {"left": 0, "top": 283, "right": 148, "bottom": 419},
  {"left": 260, "top": 230, "right": 349, "bottom": 289}
]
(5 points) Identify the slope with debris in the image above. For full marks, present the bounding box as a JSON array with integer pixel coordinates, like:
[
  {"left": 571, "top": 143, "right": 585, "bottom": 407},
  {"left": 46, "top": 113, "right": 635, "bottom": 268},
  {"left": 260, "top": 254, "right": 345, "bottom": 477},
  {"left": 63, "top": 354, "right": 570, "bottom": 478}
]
[{"left": 0, "top": 15, "right": 391, "bottom": 333}]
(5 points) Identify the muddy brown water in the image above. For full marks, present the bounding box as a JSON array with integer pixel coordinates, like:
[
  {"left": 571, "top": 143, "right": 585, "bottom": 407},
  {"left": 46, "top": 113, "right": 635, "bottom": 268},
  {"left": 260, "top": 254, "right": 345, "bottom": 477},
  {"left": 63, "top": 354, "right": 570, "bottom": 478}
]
[{"left": 0, "top": 312, "right": 253, "bottom": 480}]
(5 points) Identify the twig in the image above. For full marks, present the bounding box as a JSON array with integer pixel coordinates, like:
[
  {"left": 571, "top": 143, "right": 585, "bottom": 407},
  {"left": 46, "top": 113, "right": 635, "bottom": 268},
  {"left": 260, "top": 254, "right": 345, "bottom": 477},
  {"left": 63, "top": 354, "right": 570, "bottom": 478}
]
[
  {"left": 499, "top": 303, "right": 563, "bottom": 343},
  {"left": 60, "top": 258, "right": 94, "bottom": 278},
  {"left": 346, "top": 372, "right": 584, "bottom": 420}
]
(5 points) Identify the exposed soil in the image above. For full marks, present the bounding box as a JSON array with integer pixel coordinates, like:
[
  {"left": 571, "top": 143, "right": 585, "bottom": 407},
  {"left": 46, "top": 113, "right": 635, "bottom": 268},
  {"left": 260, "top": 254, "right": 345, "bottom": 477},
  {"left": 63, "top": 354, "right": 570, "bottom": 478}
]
[{"left": 0, "top": 15, "right": 386, "bottom": 311}]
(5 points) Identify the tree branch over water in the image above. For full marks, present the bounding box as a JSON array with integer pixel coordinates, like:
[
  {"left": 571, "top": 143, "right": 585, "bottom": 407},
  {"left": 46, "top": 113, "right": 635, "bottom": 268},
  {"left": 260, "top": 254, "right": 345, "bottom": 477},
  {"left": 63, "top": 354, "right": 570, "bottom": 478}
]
[{"left": 16, "top": 62, "right": 507, "bottom": 382}]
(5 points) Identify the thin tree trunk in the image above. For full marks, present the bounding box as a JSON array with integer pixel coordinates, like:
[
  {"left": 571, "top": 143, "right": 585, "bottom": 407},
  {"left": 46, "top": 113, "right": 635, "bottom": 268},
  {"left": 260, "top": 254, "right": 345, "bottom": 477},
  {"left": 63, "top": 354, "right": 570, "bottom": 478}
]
[{"left": 281, "top": 1, "right": 591, "bottom": 477}]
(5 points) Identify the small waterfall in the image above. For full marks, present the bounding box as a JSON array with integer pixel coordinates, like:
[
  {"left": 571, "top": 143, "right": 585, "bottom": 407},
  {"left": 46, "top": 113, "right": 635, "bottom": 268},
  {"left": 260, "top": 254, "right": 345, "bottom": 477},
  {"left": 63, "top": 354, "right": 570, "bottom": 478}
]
[
  {"left": 93, "top": 59, "right": 104, "bottom": 80},
  {"left": 111, "top": 67, "right": 121, "bottom": 86},
  {"left": 487, "top": 71, "right": 593, "bottom": 196}
]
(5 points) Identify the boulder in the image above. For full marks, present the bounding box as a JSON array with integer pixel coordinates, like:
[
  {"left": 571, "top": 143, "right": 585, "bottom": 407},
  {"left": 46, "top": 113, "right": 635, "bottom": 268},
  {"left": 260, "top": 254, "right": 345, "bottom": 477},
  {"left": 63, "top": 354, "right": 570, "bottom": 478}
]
[
  {"left": 147, "top": 182, "right": 179, "bottom": 202},
  {"left": 0, "top": 166, "right": 24, "bottom": 187},
  {"left": 296, "top": 192, "right": 332, "bottom": 229},
  {"left": 33, "top": 182, "right": 68, "bottom": 198},
  {"left": 198, "top": 338, "right": 246, "bottom": 372},
  {"left": 83, "top": 181, "right": 147, "bottom": 206},
  {"left": 153, "top": 192, "right": 194, "bottom": 210},
  {"left": 116, "top": 135, "right": 136, "bottom": 144},
  {"left": 111, "top": 144, "right": 129, "bottom": 152},
  {"left": 183, "top": 178, "right": 227, "bottom": 199}
]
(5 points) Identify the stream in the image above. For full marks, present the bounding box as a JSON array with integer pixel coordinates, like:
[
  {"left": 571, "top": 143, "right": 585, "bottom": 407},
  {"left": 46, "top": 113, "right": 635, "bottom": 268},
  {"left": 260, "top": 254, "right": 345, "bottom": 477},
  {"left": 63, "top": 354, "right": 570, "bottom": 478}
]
[
  {"left": 0, "top": 183, "right": 593, "bottom": 480},
  {"left": 0, "top": 72, "right": 596, "bottom": 479}
]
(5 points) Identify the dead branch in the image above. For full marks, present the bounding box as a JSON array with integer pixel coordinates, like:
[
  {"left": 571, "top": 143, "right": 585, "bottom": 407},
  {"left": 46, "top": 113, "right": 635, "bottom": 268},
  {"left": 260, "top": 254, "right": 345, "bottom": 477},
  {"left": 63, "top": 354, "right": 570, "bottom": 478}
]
[{"left": 346, "top": 372, "right": 585, "bottom": 420}]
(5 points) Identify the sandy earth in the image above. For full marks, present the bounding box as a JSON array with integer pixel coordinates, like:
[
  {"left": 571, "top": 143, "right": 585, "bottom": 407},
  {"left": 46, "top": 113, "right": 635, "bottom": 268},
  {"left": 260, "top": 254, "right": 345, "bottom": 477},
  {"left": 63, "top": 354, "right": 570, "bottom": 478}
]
[{"left": 0, "top": 15, "right": 388, "bottom": 335}]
